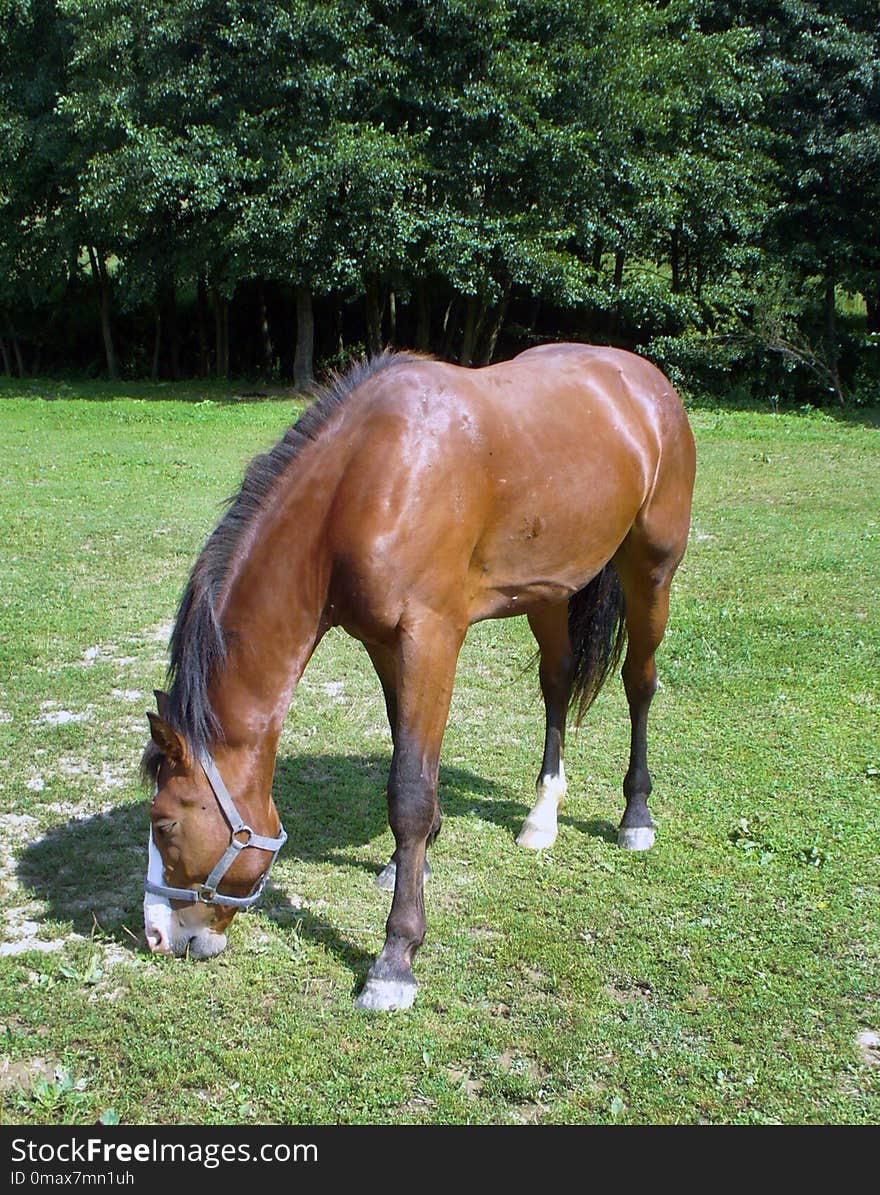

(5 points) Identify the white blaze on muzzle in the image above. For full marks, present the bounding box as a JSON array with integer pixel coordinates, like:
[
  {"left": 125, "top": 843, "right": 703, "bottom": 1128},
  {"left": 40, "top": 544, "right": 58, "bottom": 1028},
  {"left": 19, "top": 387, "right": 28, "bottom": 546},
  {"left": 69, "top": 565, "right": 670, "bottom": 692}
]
[{"left": 143, "top": 829, "right": 174, "bottom": 952}]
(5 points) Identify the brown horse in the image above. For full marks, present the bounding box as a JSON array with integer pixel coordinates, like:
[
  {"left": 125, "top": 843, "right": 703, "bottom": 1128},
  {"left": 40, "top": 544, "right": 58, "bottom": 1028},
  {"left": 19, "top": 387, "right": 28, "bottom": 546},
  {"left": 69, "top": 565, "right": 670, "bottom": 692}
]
[{"left": 142, "top": 344, "right": 695, "bottom": 1010}]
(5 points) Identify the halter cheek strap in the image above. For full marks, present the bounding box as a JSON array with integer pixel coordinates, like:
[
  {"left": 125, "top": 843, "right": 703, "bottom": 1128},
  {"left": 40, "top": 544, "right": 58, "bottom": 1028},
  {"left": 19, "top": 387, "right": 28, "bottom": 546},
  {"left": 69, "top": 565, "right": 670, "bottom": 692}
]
[{"left": 144, "top": 750, "right": 288, "bottom": 909}]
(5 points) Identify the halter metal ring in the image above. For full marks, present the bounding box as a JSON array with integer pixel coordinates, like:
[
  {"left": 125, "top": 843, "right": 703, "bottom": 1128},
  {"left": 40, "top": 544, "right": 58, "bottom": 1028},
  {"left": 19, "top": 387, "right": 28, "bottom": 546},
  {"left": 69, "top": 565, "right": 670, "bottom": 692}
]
[{"left": 232, "top": 825, "right": 253, "bottom": 848}]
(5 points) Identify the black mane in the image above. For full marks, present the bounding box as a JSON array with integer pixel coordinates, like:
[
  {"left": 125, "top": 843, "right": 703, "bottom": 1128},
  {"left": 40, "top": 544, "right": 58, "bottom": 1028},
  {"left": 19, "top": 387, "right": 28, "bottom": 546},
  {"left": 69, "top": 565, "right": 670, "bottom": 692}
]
[{"left": 142, "top": 350, "right": 422, "bottom": 782}]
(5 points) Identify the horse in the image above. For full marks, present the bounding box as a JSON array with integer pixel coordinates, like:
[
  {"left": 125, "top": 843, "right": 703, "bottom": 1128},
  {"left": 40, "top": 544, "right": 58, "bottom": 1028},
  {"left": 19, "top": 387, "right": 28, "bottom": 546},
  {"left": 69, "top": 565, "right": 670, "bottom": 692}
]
[{"left": 141, "top": 343, "right": 696, "bottom": 1011}]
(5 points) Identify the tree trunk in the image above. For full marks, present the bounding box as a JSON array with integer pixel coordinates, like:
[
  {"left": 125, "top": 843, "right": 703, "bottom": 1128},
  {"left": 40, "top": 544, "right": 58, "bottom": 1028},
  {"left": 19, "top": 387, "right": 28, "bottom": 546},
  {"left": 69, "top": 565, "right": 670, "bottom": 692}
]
[
  {"left": 613, "top": 249, "right": 625, "bottom": 290},
  {"left": 4, "top": 316, "right": 25, "bottom": 376},
  {"left": 825, "top": 274, "right": 836, "bottom": 343},
  {"left": 441, "top": 296, "right": 459, "bottom": 359},
  {"left": 415, "top": 281, "right": 431, "bottom": 351},
  {"left": 825, "top": 271, "right": 843, "bottom": 406},
  {"left": 388, "top": 290, "right": 397, "bottom": 347},
  {"left": 87, "top": 245, "right": 118, "bottom": 380},
  {"left": 481, "top": 284, "right": 511, "bottom": 365},
  {"left": 670, "top": 225, "right": 681, "bottom": 294},
  {"left": 334, "top": 298, "right": 345, "bottom": 358},
  {"left": 212, "top": 288, "right": 229, "bottom": 379},
  {"left": 293, "top": 283, "right": 314, "bottom": 391},
  {"left": 365, "top": 275, "right": 382, "bottom": 357},
  {"left": 213, "top": 291, "right": 222, "bottom": 378},
  {"left": 608, "top": 250, "right": 626, "bottom": 337},
  {"left": 12, "top": 330, "right": 24, "bottom": 376},
  {"left": 151, "top": 304, "right": 162, "bottom": 381},
  {"left": 222, "top": 296, "right": 230, "bottom": 379},
  {"left": 197, "top": 274, "right": 210, "bottom": 377},
  {"left": 693, "top": 247, "right": 705, "bottom": 303},
  {"left": 97, "top": 250, "right": 119, "bottom": 379},
  {"left": 165, "top": 278, "right": 180, "bottom": 380},
  {"left": 866, "top": 286, "right": 880, "bottom": 333},
  {"left": 592, "top": 238, "right": 604, "bottom": 273},
  {"left": 459, "top": 295, "right": 486, "bottom": 367},
  {"left": 257, "top": 279, "right": 274, "bottom": 377},
  {"left": 0, "top": 335, "right": 9, "bottom": 376}
]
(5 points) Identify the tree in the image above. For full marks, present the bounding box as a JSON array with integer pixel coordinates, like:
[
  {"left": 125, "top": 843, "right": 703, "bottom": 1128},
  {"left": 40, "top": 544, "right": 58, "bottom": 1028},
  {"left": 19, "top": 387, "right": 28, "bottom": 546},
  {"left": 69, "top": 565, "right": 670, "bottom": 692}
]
[{"left": 0, "top": 0, "right": 875, "bottom": 399}]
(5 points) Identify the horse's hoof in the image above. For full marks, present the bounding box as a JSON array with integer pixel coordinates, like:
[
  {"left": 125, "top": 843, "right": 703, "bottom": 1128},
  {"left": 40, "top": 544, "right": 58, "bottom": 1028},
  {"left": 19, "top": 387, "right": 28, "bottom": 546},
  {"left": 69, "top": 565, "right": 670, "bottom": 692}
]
[
  {"left": 516, "top": 822, "right": 558, "bottom": 850},
  {"left": 354, "top": 978, "right": 417, "bottom": 1012},
  {"left": 374, "top": 859, "right": 432, "bottom": 891},
  {"left": 617, "top": 826, "right": 655, "bottom": 851}
]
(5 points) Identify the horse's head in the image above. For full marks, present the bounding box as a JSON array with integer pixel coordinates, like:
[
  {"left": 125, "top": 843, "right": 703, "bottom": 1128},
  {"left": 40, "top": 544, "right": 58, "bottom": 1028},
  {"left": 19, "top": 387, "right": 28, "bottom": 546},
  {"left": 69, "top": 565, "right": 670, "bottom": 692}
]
[{"left": 142, "top": 693, "right": 286, "bottom": 960}]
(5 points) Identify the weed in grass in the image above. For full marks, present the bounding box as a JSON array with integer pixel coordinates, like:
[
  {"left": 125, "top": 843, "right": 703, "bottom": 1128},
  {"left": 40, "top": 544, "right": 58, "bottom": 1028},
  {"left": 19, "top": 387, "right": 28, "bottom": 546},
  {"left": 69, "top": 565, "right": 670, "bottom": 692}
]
[{"left": 8, "top": 1065, "right": 90, "bottom": 1118}]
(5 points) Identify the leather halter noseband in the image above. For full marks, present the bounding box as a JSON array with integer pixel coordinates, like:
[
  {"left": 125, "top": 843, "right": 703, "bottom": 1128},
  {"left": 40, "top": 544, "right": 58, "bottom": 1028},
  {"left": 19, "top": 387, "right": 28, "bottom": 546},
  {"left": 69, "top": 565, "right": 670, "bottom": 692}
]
[{"left": 145, "top": 751, "right": 288, "bottom": 909}]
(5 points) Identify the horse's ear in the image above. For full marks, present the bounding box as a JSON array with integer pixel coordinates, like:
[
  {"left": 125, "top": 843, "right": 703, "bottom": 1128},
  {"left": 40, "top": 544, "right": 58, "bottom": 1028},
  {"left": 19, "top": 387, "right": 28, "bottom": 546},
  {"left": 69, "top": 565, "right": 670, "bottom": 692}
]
[
  {"left": 154, "top": 690, "right": 170, "bottom": 718},
  {"left": 146, "top": 710, "right": 191, "bottom": 769}
]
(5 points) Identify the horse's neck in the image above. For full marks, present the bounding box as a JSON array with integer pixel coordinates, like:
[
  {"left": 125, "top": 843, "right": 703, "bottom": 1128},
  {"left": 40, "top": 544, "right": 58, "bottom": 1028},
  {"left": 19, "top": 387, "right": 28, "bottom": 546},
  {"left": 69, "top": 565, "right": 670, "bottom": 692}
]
[{"left": 211, "top": 452, "right": 336, "bottom": 769}]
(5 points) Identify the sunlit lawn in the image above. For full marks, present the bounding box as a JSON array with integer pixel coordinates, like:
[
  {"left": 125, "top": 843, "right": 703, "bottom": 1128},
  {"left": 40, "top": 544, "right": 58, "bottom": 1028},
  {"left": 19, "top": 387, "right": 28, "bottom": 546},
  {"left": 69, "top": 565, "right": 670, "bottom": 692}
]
[{"left": 0, "top": 382, "right": 877, "bottom": 1124}]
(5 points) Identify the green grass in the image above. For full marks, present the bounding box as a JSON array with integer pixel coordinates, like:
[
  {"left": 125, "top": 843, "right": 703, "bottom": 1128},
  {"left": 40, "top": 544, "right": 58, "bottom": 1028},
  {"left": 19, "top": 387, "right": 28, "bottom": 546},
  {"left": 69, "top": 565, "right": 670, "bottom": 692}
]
[{"left": 0, "top": 389, "right": 877, "bottom": 1125}]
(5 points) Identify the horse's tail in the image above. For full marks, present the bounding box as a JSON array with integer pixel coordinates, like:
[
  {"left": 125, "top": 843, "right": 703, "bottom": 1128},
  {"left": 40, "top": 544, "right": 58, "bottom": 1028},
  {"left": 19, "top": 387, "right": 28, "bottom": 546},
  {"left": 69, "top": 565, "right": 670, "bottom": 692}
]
[{"left": 567, "top": 563, "right": 627, "bottom": 725}]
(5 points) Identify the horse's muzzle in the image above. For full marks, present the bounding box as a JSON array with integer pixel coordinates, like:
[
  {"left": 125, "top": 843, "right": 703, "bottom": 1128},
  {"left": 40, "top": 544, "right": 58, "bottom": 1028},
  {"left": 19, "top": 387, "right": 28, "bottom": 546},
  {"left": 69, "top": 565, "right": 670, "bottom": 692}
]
[{"left": 143, "top": 893, "right": 228, "bottom": 959}]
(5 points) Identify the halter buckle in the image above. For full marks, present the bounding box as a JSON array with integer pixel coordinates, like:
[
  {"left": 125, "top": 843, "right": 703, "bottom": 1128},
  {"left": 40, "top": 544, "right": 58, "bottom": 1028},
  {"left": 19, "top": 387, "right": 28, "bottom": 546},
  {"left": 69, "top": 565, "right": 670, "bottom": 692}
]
[{"left": 196, "top": 884, "right": 217, "bottom": 903}]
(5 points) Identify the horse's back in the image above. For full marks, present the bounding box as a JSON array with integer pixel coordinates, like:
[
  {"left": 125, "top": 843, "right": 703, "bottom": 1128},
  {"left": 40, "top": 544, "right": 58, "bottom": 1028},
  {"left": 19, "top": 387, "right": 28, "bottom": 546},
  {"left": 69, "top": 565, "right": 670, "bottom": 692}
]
[{"left": 353, "top": 343, "right": 688, "bottom": 469}]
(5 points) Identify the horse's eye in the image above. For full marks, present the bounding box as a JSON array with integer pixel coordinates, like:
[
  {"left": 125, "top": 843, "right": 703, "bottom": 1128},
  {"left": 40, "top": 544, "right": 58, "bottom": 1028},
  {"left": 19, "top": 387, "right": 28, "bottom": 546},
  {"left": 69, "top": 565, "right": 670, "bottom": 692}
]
[{"left": 155, "top": 820, "right": 178, "bottom": 837}]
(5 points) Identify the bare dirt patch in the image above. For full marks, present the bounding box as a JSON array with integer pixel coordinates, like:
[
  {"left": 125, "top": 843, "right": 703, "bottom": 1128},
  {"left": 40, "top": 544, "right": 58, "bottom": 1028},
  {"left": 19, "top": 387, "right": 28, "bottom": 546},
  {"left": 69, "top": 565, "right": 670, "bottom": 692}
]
[
  {"left": 0, "top": 1056, "right": 62, "bottom": 1095},
  {"left": 856, "top": 1030, "right": 880, "bottom": 1068}
]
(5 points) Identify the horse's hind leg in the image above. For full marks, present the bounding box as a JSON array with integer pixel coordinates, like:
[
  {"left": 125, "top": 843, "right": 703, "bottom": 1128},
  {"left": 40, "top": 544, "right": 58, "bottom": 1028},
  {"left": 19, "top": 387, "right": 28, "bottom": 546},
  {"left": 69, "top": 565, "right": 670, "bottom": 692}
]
[
  {"left": 364, "top": 640, "right": 439, "bottom": 892},
  {"left": 613, "top": 537, "right": 686, "bottom": 851},
  {"left": 516, "top": 603, "right": 572, "bottom": 850},
  {"left": 356, "top": 614, "right": 464, "bottom": 1011}
]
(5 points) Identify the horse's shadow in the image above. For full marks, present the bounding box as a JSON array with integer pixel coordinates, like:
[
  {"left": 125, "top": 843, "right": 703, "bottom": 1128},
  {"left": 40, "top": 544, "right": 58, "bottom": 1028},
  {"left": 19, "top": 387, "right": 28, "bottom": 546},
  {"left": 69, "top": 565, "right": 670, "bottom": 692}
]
[
  {"left": 272, "top": 752, "right": 516, "bottom": 875},
  {"left": 16, "top": 752, "right": 612, "bottom": 979},
  {"left": 15, "top": 804, "right": 147, "bottom": 944},
  {"left": 271, "top": 751, "right": 615, "bottom": 869}
]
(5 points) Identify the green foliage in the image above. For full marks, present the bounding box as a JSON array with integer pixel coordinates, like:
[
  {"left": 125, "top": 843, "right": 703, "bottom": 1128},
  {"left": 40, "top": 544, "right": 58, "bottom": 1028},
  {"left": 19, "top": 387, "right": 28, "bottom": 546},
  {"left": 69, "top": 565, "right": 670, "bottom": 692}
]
[{"left": 0, "top": 0, "right": 877, "bottom": 399}]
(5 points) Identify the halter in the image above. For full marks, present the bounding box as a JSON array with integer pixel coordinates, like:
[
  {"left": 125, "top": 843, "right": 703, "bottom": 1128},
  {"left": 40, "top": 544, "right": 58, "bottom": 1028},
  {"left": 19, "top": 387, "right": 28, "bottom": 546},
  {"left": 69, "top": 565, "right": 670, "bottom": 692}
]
[{"left": 144, "top": 750, "right": 288, "bottom": 909}]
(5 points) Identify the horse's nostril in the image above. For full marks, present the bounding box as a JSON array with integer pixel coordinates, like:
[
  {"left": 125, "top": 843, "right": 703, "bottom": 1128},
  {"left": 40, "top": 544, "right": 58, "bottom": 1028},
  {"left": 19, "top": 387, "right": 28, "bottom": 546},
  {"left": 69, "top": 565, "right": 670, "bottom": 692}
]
[{"left": 146, "top": 927, "right": 171, "bottom": 955}]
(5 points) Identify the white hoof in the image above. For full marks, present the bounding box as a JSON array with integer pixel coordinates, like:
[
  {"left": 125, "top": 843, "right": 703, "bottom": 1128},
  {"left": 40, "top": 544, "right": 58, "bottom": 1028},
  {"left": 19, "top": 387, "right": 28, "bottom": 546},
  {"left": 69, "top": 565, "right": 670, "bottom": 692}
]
[
  {"left": 617, "top": 826, "right": 655, "bottom": 851},
  {"left": 374, "top": 860, "right": 431, "bottom": 891},
  {"left": 354, "top": 978, "right": 417, "bottom": 1011},
  {"left": 516, "top": 822, "right": 558, "bottom": 850}
]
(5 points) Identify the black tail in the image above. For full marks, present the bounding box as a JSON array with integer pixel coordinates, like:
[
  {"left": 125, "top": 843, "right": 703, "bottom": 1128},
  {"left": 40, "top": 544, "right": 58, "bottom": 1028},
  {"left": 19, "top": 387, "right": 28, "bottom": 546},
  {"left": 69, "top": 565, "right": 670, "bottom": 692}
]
[{"left": 568, "top": 563, "right": 627, "bottom": 725}]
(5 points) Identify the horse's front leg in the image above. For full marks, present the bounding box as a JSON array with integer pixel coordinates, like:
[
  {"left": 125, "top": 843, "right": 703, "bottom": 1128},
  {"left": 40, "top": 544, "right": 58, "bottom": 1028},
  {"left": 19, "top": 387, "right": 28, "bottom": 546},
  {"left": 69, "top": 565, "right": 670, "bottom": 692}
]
[
  {"left": 364, "top": 640, "right": 438, "bottom": 893},
  {"left": 356, "top": 615, "right": 463, "bottom": 1011}
]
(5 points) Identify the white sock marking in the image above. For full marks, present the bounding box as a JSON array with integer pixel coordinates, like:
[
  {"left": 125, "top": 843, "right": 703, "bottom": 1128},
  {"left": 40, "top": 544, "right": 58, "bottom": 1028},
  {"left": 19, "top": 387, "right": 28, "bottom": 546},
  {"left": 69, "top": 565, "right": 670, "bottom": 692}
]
[{"left": 517, "top": 762, "right": 566, "bottom": 849}]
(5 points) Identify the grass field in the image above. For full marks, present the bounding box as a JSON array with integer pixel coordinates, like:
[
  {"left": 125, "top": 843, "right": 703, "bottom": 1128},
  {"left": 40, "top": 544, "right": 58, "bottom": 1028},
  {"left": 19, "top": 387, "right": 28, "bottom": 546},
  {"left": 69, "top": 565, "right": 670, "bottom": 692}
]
[{"left": 0, "top": 379, "right": 877, "bottom": 1125}]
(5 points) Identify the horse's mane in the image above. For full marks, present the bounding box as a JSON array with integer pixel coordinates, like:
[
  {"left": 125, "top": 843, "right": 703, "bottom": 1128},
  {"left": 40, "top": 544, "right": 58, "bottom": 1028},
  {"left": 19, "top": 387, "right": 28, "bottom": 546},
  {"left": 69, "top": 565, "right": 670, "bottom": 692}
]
[{"left": 141, "top": 350, "right": 424, "bottom": 783}]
